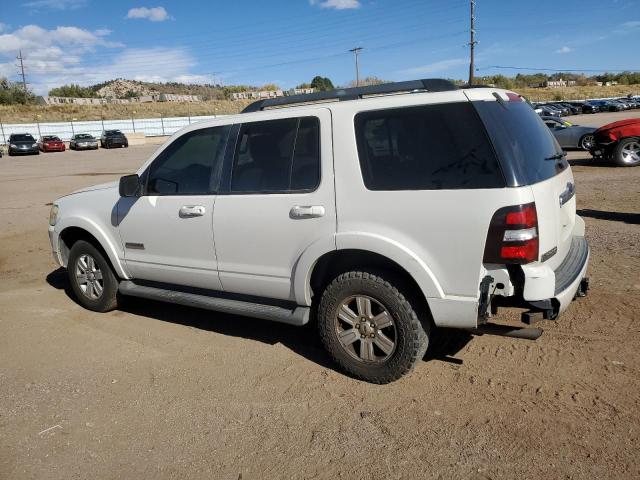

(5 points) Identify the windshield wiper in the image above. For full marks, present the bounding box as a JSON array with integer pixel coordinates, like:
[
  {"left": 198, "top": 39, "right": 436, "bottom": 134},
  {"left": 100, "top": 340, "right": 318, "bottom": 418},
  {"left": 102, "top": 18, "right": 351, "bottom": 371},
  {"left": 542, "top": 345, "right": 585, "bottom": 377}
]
[{"left": 544, "top": 152, "right": 567, "bottom": 161}]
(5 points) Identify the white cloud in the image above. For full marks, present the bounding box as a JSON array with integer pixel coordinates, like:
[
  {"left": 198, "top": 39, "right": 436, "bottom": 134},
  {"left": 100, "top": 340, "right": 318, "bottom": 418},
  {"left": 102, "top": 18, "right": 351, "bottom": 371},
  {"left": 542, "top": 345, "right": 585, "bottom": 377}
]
[
  {"left": 0, "top": 23, "right": 6, "bottom": 33},
  {"left": 310, "top": 0, "right": 361, "bottom": 10},
  {"left": 555, "top": 46, "right": 573, "bottom": 54},
  {"left": 0, "top": 25, "right": 122, "bottom": 55},
  {"left": 126, "top": 6, "right": 171, "bottom": 22},
  {"left": 399, "top": 58, "right": 467, "bottom": 76},
  {"left": 621, "top": 20, "right": 640, "bottom": 29},
  {"left": 22, "top": 0, "right": 87, "bottom": 10}
]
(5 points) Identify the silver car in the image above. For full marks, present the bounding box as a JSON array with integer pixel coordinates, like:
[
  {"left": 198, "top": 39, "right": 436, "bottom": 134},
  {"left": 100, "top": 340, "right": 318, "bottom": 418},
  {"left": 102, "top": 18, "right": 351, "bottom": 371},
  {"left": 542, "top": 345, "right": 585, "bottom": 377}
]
[{"left": 542, "top": 116, "right": 596, "bottom": 150}]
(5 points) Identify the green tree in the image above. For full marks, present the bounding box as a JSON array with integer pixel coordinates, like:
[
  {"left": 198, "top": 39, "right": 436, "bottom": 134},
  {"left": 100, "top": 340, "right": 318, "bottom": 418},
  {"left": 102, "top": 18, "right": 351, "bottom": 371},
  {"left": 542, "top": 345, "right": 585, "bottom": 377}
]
[
  {"left": 310, "top": 76, "right": 334, "bottom": 91},
  {"left": 48, "top": 84, "right": 97, "bottom": 98},
  {"left": 0, "top": 77, "right": 35, "bottom": 104}
]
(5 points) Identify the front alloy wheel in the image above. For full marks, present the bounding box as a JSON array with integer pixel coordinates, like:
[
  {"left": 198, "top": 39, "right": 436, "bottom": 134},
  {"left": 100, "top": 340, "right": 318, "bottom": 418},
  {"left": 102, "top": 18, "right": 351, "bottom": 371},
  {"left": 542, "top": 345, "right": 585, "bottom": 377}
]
[
  {"left": 614, "top": 138, "right": 640, "bottom": 167},
  {"left": 580, "top": 134, "right": 594, "bottom": 151},
  {"left": 75, "top": 253, "right": 104, "bottom": 299},
  {"left": 68, "top": 240, "right": 119, "bottom": 312}
]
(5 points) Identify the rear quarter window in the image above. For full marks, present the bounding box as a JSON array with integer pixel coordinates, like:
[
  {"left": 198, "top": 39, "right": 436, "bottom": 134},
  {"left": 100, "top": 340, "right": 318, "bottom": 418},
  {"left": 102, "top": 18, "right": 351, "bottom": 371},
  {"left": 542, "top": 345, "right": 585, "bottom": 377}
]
[
  {"left": 354, "top": 103, "right": 505, "bottom": 191},
  {"left": 472, "top": 100, "right": 568, "bottom": 186}
]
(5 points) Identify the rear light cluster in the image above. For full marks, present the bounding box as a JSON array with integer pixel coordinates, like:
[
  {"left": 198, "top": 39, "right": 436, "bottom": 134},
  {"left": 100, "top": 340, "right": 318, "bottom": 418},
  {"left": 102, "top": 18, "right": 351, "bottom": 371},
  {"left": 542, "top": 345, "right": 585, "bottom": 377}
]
[{"left": 483, "top": 203, "right": 539, "bottom": 264}]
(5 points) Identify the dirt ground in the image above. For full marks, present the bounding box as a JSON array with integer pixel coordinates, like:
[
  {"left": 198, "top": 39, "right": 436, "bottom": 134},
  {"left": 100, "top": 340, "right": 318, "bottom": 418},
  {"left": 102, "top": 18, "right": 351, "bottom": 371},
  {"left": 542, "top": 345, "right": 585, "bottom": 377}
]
[{"left": 1, "top": 111, "right": 639, "bottom": 480}]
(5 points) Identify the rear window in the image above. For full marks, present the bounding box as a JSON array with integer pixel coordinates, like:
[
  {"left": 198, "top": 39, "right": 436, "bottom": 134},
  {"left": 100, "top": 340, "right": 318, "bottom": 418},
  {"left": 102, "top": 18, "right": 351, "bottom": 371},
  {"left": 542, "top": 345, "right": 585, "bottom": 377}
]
[
  {"left": 12, "top": 134, "right": 35, "bottom": 142},
  {"left": 354, "top": 103, "right": 504, "bottom": 191},
  {"left": 473, "top": 100, "right": 567, "bottom": 186}
]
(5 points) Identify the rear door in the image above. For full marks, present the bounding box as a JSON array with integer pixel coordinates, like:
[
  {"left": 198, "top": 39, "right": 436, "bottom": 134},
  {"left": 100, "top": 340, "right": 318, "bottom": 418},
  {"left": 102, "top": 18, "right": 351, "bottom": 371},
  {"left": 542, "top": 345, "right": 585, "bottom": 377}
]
[
  {"left": 471, "top": 92, "right": 575, "bottom": 267},
  {"left": 213, "top": 109, "right": 335, "bottom": 301}
]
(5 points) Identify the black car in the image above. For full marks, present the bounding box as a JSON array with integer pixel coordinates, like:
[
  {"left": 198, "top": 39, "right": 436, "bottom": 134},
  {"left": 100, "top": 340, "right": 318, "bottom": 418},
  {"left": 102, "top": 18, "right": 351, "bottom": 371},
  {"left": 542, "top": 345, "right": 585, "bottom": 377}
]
[
  {"left": 568, "top": 101, "right": 599, "bottom": 114},
  {"left": 590, "top": 100, "right": 624, "bottom": 112},
  {"left": 552, "top": 102, "right": 581, "bottom": 115},
  {"left": 8, "top": 133, "right": 39, "bottom": 156},
  {"left": 100, "top": 130, "right": 129, "bottom": 149}
]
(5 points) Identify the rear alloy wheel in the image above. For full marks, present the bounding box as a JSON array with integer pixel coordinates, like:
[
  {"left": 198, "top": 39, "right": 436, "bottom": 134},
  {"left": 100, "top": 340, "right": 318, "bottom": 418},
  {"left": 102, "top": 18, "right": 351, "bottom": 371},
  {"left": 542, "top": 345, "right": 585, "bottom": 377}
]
[
  {"left": 318, "top": 271, "right": 430, "bottom": 383},
  {"left": 68, "top": 240, "right": 119, "bottom": 312},
  {"left": 613, "top": 138, "right": 640, "bottom": 167},
  {"left": 579, "top": 134, "right": 594, "bottom": 151}
]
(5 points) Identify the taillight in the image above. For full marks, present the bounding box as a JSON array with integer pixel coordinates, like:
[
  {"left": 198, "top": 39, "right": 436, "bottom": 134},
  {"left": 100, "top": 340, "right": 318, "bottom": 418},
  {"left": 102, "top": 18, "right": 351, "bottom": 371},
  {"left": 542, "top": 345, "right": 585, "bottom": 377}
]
[{"left": 484, "top": 203, "right": 539, "bottom": 264}]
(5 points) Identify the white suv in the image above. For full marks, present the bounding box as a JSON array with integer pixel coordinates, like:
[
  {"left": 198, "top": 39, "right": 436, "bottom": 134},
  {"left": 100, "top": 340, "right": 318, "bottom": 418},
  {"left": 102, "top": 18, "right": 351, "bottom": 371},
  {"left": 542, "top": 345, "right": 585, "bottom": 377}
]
[{"left": 48, "top": 79, "right": 590, "bottom": 383}]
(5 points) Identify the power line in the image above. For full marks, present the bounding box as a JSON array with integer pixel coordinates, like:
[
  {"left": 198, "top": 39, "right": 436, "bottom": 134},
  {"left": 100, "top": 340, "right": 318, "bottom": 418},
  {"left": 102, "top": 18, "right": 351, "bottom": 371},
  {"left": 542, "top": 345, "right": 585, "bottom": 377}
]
[{"left": 478, "top": 65, "right": 640, "bottom": 73}]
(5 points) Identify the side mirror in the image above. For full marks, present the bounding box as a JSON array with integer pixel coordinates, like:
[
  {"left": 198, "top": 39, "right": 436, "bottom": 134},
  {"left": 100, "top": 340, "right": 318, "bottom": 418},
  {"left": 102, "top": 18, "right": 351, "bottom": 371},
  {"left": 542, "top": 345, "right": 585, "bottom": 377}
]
[{"left": 119, "top": 174, "right": 141, "bottom": 197}]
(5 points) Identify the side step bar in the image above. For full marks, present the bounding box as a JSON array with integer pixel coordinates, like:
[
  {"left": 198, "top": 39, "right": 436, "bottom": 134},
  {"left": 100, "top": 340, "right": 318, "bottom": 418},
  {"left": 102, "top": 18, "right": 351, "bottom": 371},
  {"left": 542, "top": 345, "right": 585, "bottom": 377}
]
[
  {"left": 466, "top": 323, "right": 543, "bottom": 341},
  {"left": 118, "top": 281, "right": 310, "bottom": 326}
]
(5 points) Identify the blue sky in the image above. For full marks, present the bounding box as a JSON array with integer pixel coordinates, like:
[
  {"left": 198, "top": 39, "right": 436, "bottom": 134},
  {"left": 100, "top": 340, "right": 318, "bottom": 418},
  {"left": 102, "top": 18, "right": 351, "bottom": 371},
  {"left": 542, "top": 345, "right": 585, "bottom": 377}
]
[{"left": 0, "top": 0, "right": 638, "bottom": 94}]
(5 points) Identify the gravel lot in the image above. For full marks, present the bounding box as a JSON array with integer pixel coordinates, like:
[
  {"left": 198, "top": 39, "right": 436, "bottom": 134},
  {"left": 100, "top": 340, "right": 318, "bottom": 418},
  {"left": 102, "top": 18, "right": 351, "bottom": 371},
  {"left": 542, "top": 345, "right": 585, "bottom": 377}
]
[{"left": 1, "top": 111, "right": 639, "bottom": 479}]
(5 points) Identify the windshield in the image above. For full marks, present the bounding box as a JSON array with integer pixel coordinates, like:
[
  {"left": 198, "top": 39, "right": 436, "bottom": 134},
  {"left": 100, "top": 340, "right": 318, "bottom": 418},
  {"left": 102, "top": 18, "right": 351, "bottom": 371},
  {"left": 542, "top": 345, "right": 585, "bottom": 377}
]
[
  {"left": 76, "top": 134, "right": 92, "bottom": 139},
  {"left": 106, "top": 130, "right": 122, "bottom": 136},
  {"left": 473, "top": 100, "right": 568, "bottom": 187},
  {"left": 44, "top": 136, "right": 60, "bottom": 141},
  {"left": 12, "top": 134, "right": 35, "bottom": 142}
]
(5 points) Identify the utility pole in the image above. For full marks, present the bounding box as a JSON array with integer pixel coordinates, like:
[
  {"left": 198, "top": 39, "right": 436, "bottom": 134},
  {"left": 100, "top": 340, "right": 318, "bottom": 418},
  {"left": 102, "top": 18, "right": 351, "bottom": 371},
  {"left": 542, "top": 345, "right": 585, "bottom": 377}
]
[
  {"left": 349, "top": 47, "right": 363, "bottom": 87},
  {"left": 17, "top": 50, "right": 27, "bottom": 93},
  {"left": 468, "top": 0, "right": 478, "bottom": 86}
]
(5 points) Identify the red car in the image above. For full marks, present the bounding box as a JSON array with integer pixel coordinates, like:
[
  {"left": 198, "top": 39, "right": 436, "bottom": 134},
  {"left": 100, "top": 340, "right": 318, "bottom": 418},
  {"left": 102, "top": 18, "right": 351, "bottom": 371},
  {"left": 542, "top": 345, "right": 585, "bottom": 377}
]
[
  {"left": 38, "top": 135, "right": 66, "bottom": 152},
  {"left": 589, "top": 119, "right": 640, "bottom": 167}
]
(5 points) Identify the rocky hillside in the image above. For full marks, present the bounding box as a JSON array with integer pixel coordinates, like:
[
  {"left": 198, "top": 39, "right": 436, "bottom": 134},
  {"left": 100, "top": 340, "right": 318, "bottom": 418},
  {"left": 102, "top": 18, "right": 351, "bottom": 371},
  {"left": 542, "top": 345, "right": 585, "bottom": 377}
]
[{"left": 95, "top": 79, "right": 158, "bottom": 98}]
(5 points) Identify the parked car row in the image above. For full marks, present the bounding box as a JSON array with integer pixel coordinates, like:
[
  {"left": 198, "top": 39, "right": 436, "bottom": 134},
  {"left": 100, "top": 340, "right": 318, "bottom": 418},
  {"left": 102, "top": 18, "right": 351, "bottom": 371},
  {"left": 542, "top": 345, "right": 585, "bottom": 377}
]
[
  {"left": 4, "top": 130, "right": 129, "bottom": 156},
  {"left": 534, "top": 96, "right": 640, "bottom": 117}
]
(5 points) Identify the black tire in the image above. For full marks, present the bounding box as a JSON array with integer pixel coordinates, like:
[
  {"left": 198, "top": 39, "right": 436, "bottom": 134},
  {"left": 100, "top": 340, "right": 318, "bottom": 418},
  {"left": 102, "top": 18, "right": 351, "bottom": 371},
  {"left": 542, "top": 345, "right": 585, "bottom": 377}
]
[
  {"left": 317, "top": 271, "right": 430, "bottom": 383},
  {"left": 67, "top": 240, "right": 119, "bottom": 312},
  {"left": 612, "top": 137, "right": 640, "bottom": 167}
]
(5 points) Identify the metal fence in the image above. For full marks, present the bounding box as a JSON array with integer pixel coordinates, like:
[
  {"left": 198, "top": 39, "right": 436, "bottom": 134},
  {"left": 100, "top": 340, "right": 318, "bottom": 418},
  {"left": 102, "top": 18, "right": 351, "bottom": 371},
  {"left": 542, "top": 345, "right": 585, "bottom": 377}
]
[{"left": 0, "top": 114, "right": 224, "bottom": 144}]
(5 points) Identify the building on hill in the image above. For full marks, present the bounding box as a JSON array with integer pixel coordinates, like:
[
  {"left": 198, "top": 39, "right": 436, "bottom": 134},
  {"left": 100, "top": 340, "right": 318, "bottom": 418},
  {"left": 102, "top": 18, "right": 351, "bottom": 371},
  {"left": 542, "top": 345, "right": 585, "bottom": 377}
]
[
  {"left": 37, "top": 96, "right": 107, "bottom": 105},
  {"left": 37, "top": 93, "right": 201, "bottom": 105},
  {"left": 534, "top": 79, "right": 577, "bottom": 88},
  {"left": 230, "top": 88, "right": 315, "bottom": 101},
  {"left": 158, "top": 93, "right": 201, "bottom": 102}
]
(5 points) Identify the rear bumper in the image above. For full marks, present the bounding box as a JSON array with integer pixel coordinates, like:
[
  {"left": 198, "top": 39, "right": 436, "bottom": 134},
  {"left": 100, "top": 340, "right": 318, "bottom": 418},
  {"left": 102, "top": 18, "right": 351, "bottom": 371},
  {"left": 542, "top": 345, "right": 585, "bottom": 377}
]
[
  {"left": 488, "top": 235, "right": 590, "bottom": 323},
  {"left": 521, "top": 235, "right": 589, "bottom": 317}
]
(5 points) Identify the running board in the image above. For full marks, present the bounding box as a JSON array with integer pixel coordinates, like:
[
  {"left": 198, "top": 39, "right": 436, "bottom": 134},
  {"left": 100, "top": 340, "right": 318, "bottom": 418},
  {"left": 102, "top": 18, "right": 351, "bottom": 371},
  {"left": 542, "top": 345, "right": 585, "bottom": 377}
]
[
  {"left": 466, "top": 323, "right": 543, "bottom": 340},
  {"left": 118, "top": 281, "right": 310, "bottom": 326}
]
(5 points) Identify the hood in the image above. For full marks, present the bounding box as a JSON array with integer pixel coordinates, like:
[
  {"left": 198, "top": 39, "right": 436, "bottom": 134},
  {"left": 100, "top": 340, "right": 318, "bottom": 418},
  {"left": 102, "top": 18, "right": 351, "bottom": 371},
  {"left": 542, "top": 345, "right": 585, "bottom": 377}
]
[
  {"left": 68, "top": 180, "right": 119, "bottom": 196},
  {"left": 594, "top": 119, "right": 640, "bottom": 142}
]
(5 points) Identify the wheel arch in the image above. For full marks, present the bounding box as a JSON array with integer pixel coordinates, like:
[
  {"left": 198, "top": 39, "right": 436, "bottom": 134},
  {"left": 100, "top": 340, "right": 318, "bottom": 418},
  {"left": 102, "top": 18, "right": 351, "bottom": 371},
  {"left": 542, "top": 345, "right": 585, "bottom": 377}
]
[{"left": 57, "top": 220, "right": 128, "bottom": 278}]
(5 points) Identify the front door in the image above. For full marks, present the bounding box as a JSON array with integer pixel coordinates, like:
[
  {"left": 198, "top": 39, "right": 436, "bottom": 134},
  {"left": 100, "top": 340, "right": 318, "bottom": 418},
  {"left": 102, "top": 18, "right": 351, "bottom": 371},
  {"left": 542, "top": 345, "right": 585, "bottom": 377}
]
[
  {"left": 117, "top": 125, "right": 231, "bottom": 290},
  {"left": 213, "top": 109, "right": 335, "bottom": 301}
]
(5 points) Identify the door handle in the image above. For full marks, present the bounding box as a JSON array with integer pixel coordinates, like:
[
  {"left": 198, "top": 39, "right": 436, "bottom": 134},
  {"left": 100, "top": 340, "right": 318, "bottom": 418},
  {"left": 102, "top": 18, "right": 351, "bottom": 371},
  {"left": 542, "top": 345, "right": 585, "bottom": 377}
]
[
  {"left": 290, "top": 205, "right": 325, "bottom": 219},
  {"left": 179, "top": 205, "right": 206, "bottom": 218}
]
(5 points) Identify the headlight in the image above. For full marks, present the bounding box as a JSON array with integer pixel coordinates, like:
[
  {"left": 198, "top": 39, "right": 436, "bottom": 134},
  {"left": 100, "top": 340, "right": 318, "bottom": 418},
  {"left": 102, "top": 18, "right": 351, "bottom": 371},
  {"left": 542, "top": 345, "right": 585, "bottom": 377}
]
[
  {"left": 32, "top": 143, "right": 38, "bottom": 148},
  {"left": 49, "top": 204, "right": 59, "bottom": 226},
  {"left": 10, "top": 144, "right": 16, "bottom": 148}
]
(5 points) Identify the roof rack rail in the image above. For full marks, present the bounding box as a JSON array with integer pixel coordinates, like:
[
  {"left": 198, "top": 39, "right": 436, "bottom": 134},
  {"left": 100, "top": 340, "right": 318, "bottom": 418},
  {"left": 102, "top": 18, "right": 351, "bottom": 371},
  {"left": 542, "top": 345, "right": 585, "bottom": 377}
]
[{"left": 241, "top": 78, "right": 458, "bottom": 113}]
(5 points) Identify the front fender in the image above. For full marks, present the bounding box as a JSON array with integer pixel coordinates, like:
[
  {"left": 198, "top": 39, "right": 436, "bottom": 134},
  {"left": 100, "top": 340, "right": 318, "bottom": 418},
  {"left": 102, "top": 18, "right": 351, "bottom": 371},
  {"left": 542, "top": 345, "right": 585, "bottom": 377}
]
[{"left": 55, "top": 216, "right": 130, "bottom": 279}]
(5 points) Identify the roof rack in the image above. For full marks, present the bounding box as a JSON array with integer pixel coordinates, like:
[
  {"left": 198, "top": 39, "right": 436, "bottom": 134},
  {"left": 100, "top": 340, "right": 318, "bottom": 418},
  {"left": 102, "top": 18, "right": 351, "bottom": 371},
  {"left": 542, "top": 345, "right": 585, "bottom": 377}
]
[{"left": 241, "top": 78, "right": 458, "bottom": 113}]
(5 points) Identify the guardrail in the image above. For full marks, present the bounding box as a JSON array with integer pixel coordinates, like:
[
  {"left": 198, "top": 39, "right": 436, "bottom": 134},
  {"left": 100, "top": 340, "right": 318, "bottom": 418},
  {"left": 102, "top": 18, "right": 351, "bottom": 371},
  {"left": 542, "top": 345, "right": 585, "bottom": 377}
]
[{"left": 0, "top": 114, "right": 225, "bottom": 144}]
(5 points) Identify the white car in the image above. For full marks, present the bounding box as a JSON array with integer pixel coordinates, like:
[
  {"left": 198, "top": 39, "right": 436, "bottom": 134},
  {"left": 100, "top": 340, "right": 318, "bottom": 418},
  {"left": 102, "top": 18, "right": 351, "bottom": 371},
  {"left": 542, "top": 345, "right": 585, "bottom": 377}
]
[{"left": 48, "top": 80, "right": 590, "bottom": 383}]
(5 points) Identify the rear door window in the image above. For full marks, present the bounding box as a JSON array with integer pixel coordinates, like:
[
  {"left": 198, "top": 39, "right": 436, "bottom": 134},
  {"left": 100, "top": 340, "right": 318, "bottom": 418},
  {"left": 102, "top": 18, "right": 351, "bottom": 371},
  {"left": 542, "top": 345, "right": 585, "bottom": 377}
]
[
  {"left": 229, "top": 116, "right": 320, "bottom": 193},
  {"left": 354, "top": 103, "right": 505, "bottom": 190}
]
